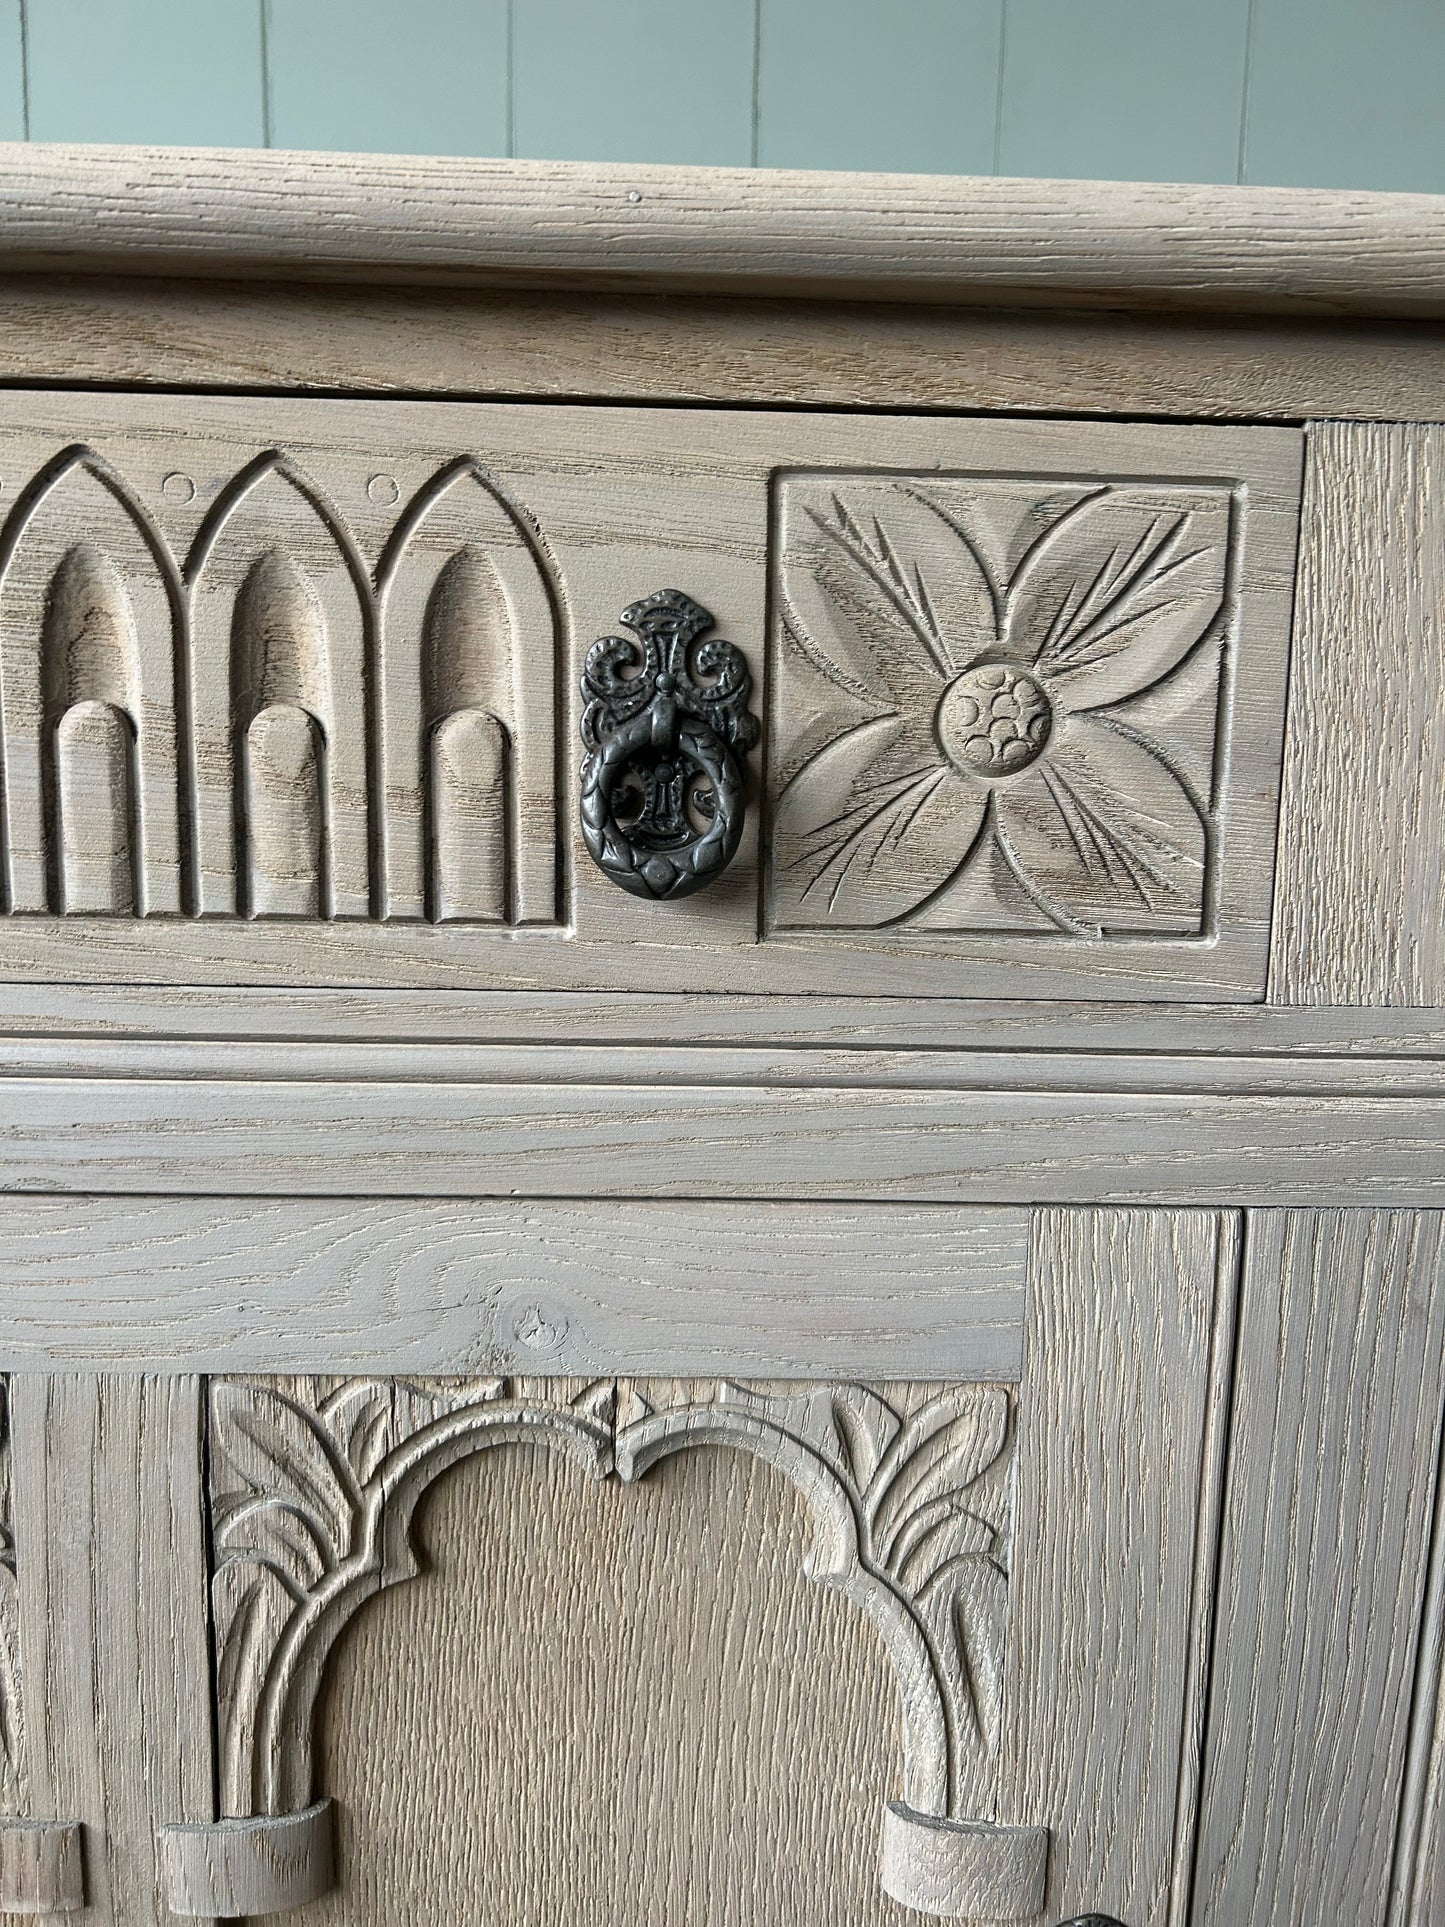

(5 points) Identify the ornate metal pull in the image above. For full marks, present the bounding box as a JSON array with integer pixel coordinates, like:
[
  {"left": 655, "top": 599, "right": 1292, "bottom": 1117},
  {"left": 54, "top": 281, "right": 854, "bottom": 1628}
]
[
  {"left": 1059, "top": 1915, "right": 1127, "bottom": 1925},
  {"left": 579, "top": 589, "right": 758, "bottom": 902}
]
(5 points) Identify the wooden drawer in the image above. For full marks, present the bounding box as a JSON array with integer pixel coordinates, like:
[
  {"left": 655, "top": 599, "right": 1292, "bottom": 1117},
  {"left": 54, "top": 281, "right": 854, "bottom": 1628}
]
[{"left": 0, "top": 393, "right": 1299, "bottom": 1003}]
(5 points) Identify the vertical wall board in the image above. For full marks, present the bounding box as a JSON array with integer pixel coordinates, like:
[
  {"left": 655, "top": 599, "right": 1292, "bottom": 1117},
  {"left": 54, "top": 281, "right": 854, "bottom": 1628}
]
[
  {"left": 1396, "top": 1430, "right": 1445, "bottom": 1923},
  {"left": 1192, "top": 1210, "right": 1445, "bottom": 1927},
  {"left": 755, "top": 0, "right": 1002, "bottom": 176},
  {"left": 0, "top": 1, "right": 21, "bottom": 140},
  {"left": 997, "top": 0, "right": 1251, "bottom": 185},
  {"left": 1244, "top": 0, "right": 1445, "bottom": 193},
  {"left": 266, "top": 0, "right": 509, "bottom": 158},
  {"left": 1269, "top": 423, "right": 1445, "bottom": 1005},
  {"left": 995, "top": 1207, "right": 1236, "bottom": 1923},
  {"left": 24, "top": 0, "right": 264, "bottom": 146},
  {"left": 8, "top": 1375, "right": 214, "bottom": 1927},
  {"left": 512, "top": 0, "right": 755, "bottom": 166}
]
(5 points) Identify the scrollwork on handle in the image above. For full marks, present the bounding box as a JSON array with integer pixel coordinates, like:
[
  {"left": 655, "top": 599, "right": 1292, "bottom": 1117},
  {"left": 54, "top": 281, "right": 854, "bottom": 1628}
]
[{"left": 579, "top": 589, "right": 758, "bottom": 901}]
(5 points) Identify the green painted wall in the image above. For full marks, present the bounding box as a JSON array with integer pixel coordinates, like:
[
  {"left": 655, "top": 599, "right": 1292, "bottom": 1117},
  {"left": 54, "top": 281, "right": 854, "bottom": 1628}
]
[{"left": 0, "top": 0, "right": 1441, "bottom": 189}]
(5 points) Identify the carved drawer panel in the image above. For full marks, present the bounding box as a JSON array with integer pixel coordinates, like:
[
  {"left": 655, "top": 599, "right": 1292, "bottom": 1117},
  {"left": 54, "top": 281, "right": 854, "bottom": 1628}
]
[{"left": 0, "top": 393, "right": 1299, "bottom": 1002}]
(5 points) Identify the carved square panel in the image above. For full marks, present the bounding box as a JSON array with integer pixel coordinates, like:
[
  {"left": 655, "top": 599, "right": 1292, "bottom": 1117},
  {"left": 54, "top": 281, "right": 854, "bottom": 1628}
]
[{"left": 765, "top": 453, "right": 1296, "bottom": 998}]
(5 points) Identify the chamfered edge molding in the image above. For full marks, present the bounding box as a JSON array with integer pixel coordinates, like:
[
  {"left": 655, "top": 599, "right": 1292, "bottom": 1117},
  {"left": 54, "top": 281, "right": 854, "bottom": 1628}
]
[{"left": 0, "top": 145, "right": 1443, "bottom": 318}]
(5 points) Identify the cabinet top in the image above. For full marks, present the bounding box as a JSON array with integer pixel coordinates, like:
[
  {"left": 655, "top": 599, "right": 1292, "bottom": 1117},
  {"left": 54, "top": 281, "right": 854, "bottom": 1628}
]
[{"left": 0, "top": 141, "right": 1441, "bottom": 320}]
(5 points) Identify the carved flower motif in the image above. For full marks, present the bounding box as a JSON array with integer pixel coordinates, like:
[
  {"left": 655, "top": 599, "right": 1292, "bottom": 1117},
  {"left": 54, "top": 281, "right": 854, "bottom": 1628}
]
[{"left": 772, "top": 479, "right": 1231, "bottom": 934}]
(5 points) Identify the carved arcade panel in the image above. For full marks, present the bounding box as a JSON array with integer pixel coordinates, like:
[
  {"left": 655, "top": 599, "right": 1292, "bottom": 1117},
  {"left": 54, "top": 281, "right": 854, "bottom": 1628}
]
[{"left": 0, "top": 395, "right": 1299, "bottom": 999}]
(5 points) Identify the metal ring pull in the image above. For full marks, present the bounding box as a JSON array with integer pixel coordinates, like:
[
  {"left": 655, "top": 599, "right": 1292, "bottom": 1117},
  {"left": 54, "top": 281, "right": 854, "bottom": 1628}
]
[{"left": 579, "top": 589, "right": 758, "bottom": 901}]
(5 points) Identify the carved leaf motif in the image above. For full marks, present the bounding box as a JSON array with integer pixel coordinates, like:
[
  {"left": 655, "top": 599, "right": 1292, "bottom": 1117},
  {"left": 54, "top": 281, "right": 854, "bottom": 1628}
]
[{"left": 773, "top": 475, "right": 1228, "bottom": 937}]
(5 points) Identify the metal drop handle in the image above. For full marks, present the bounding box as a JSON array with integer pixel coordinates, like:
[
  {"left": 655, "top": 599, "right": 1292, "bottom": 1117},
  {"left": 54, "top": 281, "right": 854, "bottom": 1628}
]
[{"left": 579, "top": 589, "right": 758, "bottom": 902}]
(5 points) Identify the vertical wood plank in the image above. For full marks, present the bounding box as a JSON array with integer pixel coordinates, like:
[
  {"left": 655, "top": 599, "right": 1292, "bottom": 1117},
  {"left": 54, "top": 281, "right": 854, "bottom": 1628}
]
[
  {"left": 25, "top": 0, "right": 264, "bottom": 145},
  {"left": 756, "top": 0, "right": 1002, "bottom": 175},
  {"left": 998, "top": 0, "right": 1251, "bottom": 184},
  {"left": 513, "top": 0, "right": 755, "bottom": 166},
  {"left": 1244, "top": 0, "right": 1445, "bottom": 193},
  {"left": 1269, "top": 423, "right": 1445, "bottom": 1005},
  {"left": 266, "top": 0, "right": 509, "bottom": 157},
  {"left": 1192, "top": 1210, "right": 1445, "bottom": 1927},
  {"left": 9, "top": 1375, "right": 215, "bottom": 1927},
  {"left": 1395, "top": 1432, "right": 1445, "bottom": 1923},
  {"left": 996, "top": 1208, "right": 1237, "bottom": 1923}
]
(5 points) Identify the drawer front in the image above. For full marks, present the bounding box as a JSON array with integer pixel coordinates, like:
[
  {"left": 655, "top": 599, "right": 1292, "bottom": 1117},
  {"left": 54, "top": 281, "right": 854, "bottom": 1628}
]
[{"left": 0, "top": 393, "right": 1299, "bottom": 1002}]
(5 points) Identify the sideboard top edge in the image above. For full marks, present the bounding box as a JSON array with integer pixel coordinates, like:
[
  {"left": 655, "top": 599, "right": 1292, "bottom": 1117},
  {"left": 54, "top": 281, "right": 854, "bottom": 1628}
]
[{"left": 0, "top": 143, "right": 1443, "bottom": 320}]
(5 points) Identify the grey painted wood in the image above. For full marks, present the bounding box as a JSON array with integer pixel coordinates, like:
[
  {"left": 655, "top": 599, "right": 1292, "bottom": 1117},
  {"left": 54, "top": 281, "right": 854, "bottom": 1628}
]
[
  {"left": 1270, "top": 422, "right": 1445, "bottom": 1006},
  {"left": 0, "top": 1197, "right": 1028, "bottom": 1377},
  {"left": 7, "top": 1375, "right": 213, "bottom": 1927},
  {"left": 0, "top": 388, "right": 1300, "bottom": 1007},
  {"left": 1192, "top": 1210, "right": 1445, "bottom": 1927},
  {"left": 997, "top": 1207, "right": 1237, "bottom": 1923},
  {"left": 0, "top": 148, "right": 1440, "bottom": 317},
  {"left": 0, "top": 1078, "right": 1436, "bottom": 1205}
]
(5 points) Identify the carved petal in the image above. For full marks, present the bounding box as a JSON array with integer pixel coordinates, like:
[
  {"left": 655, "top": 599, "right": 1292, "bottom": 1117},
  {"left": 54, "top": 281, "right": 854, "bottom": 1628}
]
[
  {"left": 994, "top": 716, "right": 1207, "bottom": 934},
  {"left": 772, "top": 715, "right": 987, "bottom": 928},
  {"left": 1006, "top": 486, "right": 1230, "bottom": 714},
  {"left": 782, "top": 484, "right": 996, "bottom": 714}
]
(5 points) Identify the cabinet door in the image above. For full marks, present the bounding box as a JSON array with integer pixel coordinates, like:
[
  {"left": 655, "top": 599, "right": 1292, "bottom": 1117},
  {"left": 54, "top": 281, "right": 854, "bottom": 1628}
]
[{"left": 0, "top": 1204, "right": 1238, "bottom": 1926}]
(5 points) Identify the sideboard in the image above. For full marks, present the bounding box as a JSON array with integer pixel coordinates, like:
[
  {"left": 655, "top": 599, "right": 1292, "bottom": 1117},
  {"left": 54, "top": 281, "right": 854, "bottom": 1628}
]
[{"left": 0, "top": 145, "right": 1440, "bottom": 1927}]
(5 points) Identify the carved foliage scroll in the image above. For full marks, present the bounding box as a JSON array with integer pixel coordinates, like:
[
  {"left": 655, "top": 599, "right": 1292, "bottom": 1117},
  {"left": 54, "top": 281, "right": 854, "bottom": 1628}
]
[
  {"left": 0, "top": 444, "right": 560, "bottom": 924},
  {"left": 207, "top": 1375, "right": 1016, "bottom": 1837},
  {"left": 208, "top": 1376, "right": 614, "bottom": 1817},
  {"left": 616, "top": 1380, "right": 1015, "bottom": 1822},
  {"left": 769, "top": 474, "right": 1235, "bottom": 941}
]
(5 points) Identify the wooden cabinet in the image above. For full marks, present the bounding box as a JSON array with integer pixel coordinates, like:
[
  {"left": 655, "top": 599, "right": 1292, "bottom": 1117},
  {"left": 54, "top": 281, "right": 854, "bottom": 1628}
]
[{"left": 0, "top": 150, "right": 1440, "bottom": 1927}]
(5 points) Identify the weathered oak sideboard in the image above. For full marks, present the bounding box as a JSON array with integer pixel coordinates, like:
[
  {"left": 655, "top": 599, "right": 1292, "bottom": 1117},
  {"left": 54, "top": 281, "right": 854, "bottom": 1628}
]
[{"left": 0, "top": 146, "right": 1439, "bottom": 1927}]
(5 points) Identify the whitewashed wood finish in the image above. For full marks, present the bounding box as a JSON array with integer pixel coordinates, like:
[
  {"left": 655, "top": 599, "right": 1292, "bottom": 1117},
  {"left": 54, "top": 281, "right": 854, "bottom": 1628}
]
[
  {"left": 1396, "top": 1426, "right": 1445, "bottom": 1925},
  {"left": 880, "top": 1806, "right": 1047, "bottom": 1920},
  {"left": 208, "top": 1377, "right": 613, "bottom": 1819},
  {"left": 0, "top": 149, "right": 1442, "bottom": 319},
  {"left": 616, "top": 1380, "right": 1016, "bottom": 1829},
  {"left": 0, "top": 1197, "right": 1028, "bottom": 1377},
  {"left": 1271, "top": 423, "right": 1445, "bottom": 1006},
  {"left": 1193, "top": 1210, "right": 1445, "bottom": 1927},
  {"left": 0, "top": 1035, "right": 1442, "bottom": 1097},
  {"left": 0, "top": 978, "right": 1436, "bottom": 1054},
  {"left": 0, "top": 1380, "right": 18, "bottom": 1818},
  {"left": 158, "top": 1804, "right": 333, "bottom": 1919},
  {"left": 0, "top": 1818, "right": 85, "bottom": 1915},
  {"left": 0, "top": 1078, "right": 1436, "bottom": 1205},
  {"left": 6, "top": 1375, "right": 212, "bottom": 1927},
  {"left": 995, "top": 1207, "right": 1236, "bottom": 1925},
  {"left": 0, "top": 391, "right": 1299, "bottom": 1004},
  {"left": 297, "top": 1438, "right": 904, "bottom": 1927},
  {"left": 4, "top": 279, "right": 1445, "bottom": 427}
]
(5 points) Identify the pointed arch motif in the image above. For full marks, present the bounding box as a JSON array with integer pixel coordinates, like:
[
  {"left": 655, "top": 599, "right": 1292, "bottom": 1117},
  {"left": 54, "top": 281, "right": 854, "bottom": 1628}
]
[
  {"left": 0, "top": 447, "right": 181, "bottom": 914},
  {"left": 376, "top": 460, "right": 559, "bottom": 924},
  {"left": 186, "top": 456, "right": 372, "bottom": 919}
]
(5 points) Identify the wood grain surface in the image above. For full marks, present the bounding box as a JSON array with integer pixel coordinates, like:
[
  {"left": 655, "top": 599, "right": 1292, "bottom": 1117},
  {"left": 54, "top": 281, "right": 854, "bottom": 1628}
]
[
  {"left": 1192, "top": 1210, "right": 1445, "bottom": 1927},
  {"left": 3, "top": 278, "right": 1444, "bottom": 424},
  {"left": 275, "top": 1438, "right": 911, "bottom": 1927},
  {"left": 0, "top": 1077, "right": 1435, "bottom": 1205},
  {"left": 0, "top": 148, "right": 1440, "bottom": 318},
  {"left": 1270, "top": 423, "right": 1445, "bottom": 1006},
  {"left": 7, "top": 1374, "right": 212, "bottom": 1927},
  {"left": 0, "top": 1197, "right": 1028, "bottom": 1377},
  {"left": 996, "top": 1207, "right": 1235, "bottom": 1925}
]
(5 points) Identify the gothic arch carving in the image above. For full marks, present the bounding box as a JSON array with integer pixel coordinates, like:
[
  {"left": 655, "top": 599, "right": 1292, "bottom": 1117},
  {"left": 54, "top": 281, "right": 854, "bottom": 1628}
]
[
  {"left": 185, "top": 455, "right": 372, "bottom": 919},
  {"left": 374, "top": 459, "right": 560, "bottom": 925},
  {"left": 0, "top": 446, "right": 182, "bottom": 915}
]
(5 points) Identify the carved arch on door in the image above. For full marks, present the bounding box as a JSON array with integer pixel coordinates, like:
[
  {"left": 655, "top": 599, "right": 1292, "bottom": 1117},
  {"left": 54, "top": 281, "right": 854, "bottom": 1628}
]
[{"left": 200, "top": 1375, "right": 1044, "bottom": 1922}]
